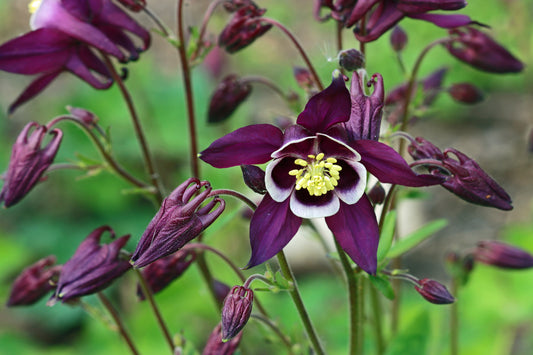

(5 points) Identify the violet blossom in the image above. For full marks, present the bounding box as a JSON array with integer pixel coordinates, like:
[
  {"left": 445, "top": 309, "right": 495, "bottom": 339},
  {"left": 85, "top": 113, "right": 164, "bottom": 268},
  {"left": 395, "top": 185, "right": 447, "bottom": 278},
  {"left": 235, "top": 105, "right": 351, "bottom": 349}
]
[
  {"left": 414, "top": 278, "right": 455, "bottom": 304},
  {"left": 474, "top": 241, "right": 533, "bottom": 269},
  {"left": 0, "top": 0, "right": 150, "bottom": 112},
  {"left": 200, "top": 72, "right": 442, "bottom": 274}
]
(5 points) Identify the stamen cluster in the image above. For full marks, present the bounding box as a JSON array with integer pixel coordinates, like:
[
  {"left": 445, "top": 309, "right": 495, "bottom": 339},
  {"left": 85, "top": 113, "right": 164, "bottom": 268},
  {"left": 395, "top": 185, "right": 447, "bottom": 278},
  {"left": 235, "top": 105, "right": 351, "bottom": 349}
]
[{"left": 289, "top": 153, "right": 342, "bottom": 196}]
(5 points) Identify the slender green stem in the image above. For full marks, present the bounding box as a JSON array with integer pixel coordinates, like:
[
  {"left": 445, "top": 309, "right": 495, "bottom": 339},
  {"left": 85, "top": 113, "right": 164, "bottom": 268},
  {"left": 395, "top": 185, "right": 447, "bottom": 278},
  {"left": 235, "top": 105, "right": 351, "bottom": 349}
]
[
  {"left": 369, "top": 286, "right": 385, "bottom": 355},
  {"left": 97, "top": 293, "right": 140, "bottom": 355},
  {"left": 450, "top": 277, "right": 459, "bottom": 355},
  {"left": 183, "top": 243, "right": 247, "bottom": 283},
  {"left": 356, "top": 275, "right": 365, "bottom": 355},
  {"left": 334, "top": 239, "right": 361, "bottom": 355},
  {"left": 101, "top": 55, "right": 164, "bottom": 203},
  {"left": 277, "top": 250, "right": 325, "bottom": 355},
  {"left": 259, "top": 17, "right": 324, "bottom": 90},
  {"left": 134, "top": 269, "right": 174, "bottom": 353},
  {"left": 251, "top": 314, "right": 296, "bottom": 355}
]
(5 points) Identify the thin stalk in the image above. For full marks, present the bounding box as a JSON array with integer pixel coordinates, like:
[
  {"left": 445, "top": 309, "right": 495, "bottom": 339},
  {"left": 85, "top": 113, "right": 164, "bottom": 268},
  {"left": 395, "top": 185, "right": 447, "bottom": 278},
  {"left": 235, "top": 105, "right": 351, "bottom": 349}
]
[
  {"left": 101, "top": 55, "right": 164, "bottom": 203},
  {"left": 334, "top": 239, "right": 360, "bottom": 355},
  {"left": 183, "top": 243, "right": 247, "bottom": 283},
  {"left": 358, "top": 15, "right": 367, "bottom": 56},
  {"left": 356, "top": 275, "right": 365, "bottom": 355},
  {"left": 369, "top": 286, "right": 385, "bottom": 355},
  {"left": 134, "top": 268, "right": 174, "bottom": 353},
  {"left": 209, "top": 188, "right": 257, "bottom": 211},
  {"left": 97, "top": 293, "right": 140, "bottom": 355},
  {"left": 143, "top": 4, "right": 172, "bottom": 38},
  {"left": 277, "top": 250, "right": 325, "bottom": 355},
  {"left": 190, "top": 0, "right": 226, "bottom": 61},
  {"left": 259, "top": 17, "right": 324, "bottom": 91},
  {"left": 450, "top": 277, "right": 459, "bottom": 355},
  {"left": 241, "top": 75, "right": 288, "bottom": 101},
  {"left": 251, "top": 314, "right": 296, "bottom": 355}
]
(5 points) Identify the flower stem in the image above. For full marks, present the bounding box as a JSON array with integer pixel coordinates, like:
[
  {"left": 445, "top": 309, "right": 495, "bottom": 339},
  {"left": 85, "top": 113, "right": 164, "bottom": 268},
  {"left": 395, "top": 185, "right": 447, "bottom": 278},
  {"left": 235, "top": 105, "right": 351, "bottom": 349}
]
[
  {"left": 369, "top": 285, "right": 385, "bottom": 355},
  {"left": 190, "top": 0, "right": 226, "bottom": 61},
  {"left": 97, "top": 293, "right": 140, "bottom": 355},
  {"left": 241, "top": 75, "right": 289, "bottom": 102},
  {"left": 450, "top": 277, "right": 459, "bottom": 355},
  {"left": 277, "top": 250, "right": 325, "bottom": 355},
  {"left": 209, "top": 189, "right": 257, "bottom": 211},
  {"left": 101, "top": 55, "right": 164, "bottom": 203},
  {"left": 259, "top": 17, "right": 324, "bottom": 91},
  {"left": 134, "top": 268, "right": 174, "bottom": 353}
]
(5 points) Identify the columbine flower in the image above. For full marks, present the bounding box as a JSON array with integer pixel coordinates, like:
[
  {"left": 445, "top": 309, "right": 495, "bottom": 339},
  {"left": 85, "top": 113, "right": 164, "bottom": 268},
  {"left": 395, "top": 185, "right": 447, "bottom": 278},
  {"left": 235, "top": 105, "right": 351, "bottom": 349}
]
[
  {"left": 474, "top": 241, "right": 533, "bottom": 269},
  {"left": 1, "top": 122, "right": 62, "bottom": 207},
  {"left": 448, "top": 82, "right": 484, "bottom": 104},
  {"left": 221, "top": 286, "right": 254, "bottom": 341},
  {"left": 340, "top": 0, "right": 471, "bottom": 42},
  {"left": 390, "top": 25, "right": 408, "bottom": 52},
  {"left": 0, "top": 0, "right": 150, "bottom": 112},
  {"left": 137, "top": 249, "right": 196, "bottom": 300},
  {"left": 414, "top": 278, "right": 455, "bottom": 304},
  {"left": 200, "top": 72, "right": 442, "bottom": 274},
  {"left": 208, "top": 75, "right": 252, "bottom": 123},
  {"left": 445, "top": 26, "right": 524, "bottom": 73},
  {"left": 7, "top": 256, "right": 61, "bottom": 307},
  {"left": 130, "top": 178, "right": 225, "bottom": 268},
  {"left": 218, "top": 1, "right": 272, "bottom": 53},
  {"left": 407, "top": 136, "right": 513, "bottom": 210},
  {"left": 49, "top": 226, "right": 131, "bottom": 304}
]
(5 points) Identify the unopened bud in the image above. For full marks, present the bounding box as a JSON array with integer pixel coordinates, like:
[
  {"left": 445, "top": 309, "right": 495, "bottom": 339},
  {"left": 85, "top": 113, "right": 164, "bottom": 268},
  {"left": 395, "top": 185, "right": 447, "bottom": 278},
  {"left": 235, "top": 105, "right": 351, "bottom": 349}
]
[
  {"left": 367, "top": 182, "right": 386, "bottom": 205},
  {"left": 240, "top": 165, "right": 266, "bottom": 194},
  {"left": 390, "top": 26, "right": 408, "bottom": 52},
  {"left": 202, "top": 323, "right": 242, "bottom": 355},
  {"left": 293, "top": 66, "right": 316, "bottom": 92},
  {"left": 338, "top": 48, "right": 365, "bottom": 71},
  {"left": 474, "top": 240, "right": 533, "bottom": 269},
  {"left": 448, "top": 83, "right": 484, "bottom": 104},
  {"left": 67, "top": 106, "right": 99, "bottom": 127},
  {"left": 221, "top": 286, "right": 254, "bottom": 341},
  {"left": 414, "top": 278, "right": 455, "bottom": 305},
  {"left": 208, "top": 75, "right": 252, "bottom": 123}
]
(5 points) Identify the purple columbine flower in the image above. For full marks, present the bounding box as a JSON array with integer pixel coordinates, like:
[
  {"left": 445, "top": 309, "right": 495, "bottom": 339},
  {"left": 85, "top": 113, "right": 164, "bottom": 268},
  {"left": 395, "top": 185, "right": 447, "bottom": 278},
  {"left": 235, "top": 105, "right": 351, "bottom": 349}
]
[
  {"left": 200, "top": 72, "right": 442, "bottom": 274},
  {"left": 444, "top": 26, "right": 524, "bottom": 73},
  {"left": 474, "top": 241, "right": 533, "bottom": 269},
  {"left": 49, "top": 226, "right": 131, "bottom": 304},
  {"left": 1, "top": 122, "right": 62, "bottom": 207},
  {"left": 218, "top": 1, "right": 272, "bottom": 53},
  {"left": 221, "top": 286, "right": 254, "bottom": 341},
  {"left": 7, "top": 256, "right": 61, "bottom": 307},
  {"left": 414, "top": 278, "right": 455, "bottom": 304},
  {"left": 208, "top": 75, "right": 252, "bottom": 123},
  {"left": 0, "top": 0, "right": 150, "bottom": 113},
  {"left": 130, "top": 178, "right": 226, "bottom": 268},
  {"left": 137, "top": 249, "right": 196, "bottom": 300},
  {"left": 407, "top": 136, "right": 513, "bottom": 210}
]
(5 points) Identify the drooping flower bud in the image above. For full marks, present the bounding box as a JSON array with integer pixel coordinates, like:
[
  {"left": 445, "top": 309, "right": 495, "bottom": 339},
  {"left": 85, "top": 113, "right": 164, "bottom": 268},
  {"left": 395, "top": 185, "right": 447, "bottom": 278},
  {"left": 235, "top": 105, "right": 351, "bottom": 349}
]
[
  {"left": 474, "top": 241, "right": 533, "bottom": 269},
  {"left": 293, "top": 66, "right": 318, "bottom": 94},
  {"left": 208, "top": 75, "right": 252, "bottom": 123},
  {"left": 448, "top": 83, "right": 484, "bottom": 104},
  {"left": 218, "top": 2, "right": 272, "bottom": 53},
  {"left": 390, "top": 26, "right": 408, "bottom": 52},
  {"left": 0, "top": 122, "right": 62, "bottom": 207},
  {"left": 130, "top": 178, "right": 225, "bottom": 268},
  {"left": 367, "top": 182, "right": 386, "bottom": 205},
  {"left": 7, "top": 256, "right": 61, "bottom": 307},
  {"left": 117, "top": 0, "right": 146, "bottom": 12},
  {"left": 49, "top": 226, "right": 131, "bottom": 304},
  {"left": 67, "top": 106, "right": 99, "bottom": 127},
  {"left": 445, "top": 26, "right": 524, "bottom": 74},
  {"left": 240, "top": 165, "right": 266, "bottom": 194},
  {"left": 414, "top": 278, "right": 455, "bottom": 304},
  {"left": 137, "top": 249, "right": 196, "bottom": 300},
  {"left": 407, "top": 137, "right": 513, "bottom": 210},
  {"left": 221, "top": 286, "right": 254, "bottom": 341},
  {"left": 202, "top": 323, "right": 242, "bottom": 355},
  {"left": 338, "top": 48, "right": 365, "bottom": 71}
]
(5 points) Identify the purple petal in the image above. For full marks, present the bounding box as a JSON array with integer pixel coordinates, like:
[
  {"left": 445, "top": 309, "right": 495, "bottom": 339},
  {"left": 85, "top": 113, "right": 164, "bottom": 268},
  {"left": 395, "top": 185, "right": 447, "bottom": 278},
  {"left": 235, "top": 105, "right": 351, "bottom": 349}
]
[
  {"left": 9, "top": 72, "right": 61, "bottom": 114},
  {"left": 200, "top": 124, "right": 283, "bottom": 168},
  {"left": 355, "top": 3, "right": 405, "bottom": 43},
  {"left": 408, "top": 13, "right": 473, "bottom": 28},
  {"left": 351, "top": 140, "right": 444, "bottom": 186},
  {"left": 345, "top": 0, "right": 381, "bottom": 27},
  {"left": 65, "top": 50, "right": 113, "bottom": 89},
  {"left": 265, "top": 157, "right": 296, "bottom": 202},
  {"left": 296, "top": 74, "right": 351, "bottom": 133},
  {"left": 397, "top": 0, "right": 467, "bottom": 13},
  {"left": 290, "top": 189, "right": 340, "bottom": 218},
  {"left": 325, "top": 196, "right": 378, "bottom": 274},
  {"left": 246, "top": 194, "right": 302, "bottom": 268},
  {"left": 333, "top": 159, "right": 367, "bottom": 205}
]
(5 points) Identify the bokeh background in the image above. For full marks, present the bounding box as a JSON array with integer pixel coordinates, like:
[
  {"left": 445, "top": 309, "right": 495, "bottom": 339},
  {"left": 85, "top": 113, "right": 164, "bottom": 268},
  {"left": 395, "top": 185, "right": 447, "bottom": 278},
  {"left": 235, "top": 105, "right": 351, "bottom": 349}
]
[{"left": 0, "top": 0, "right": 532, "bottom": 354}]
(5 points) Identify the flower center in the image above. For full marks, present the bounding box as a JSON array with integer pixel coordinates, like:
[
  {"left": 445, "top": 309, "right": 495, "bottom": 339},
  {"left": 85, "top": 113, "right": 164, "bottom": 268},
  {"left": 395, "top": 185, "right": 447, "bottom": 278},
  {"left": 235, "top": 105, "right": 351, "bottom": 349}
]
[
  {"left": 28, "top": 0, "right": 42, "bottom": 14},
  {"left": 288, "top": 153, "right": 342, "bottom": 196}
]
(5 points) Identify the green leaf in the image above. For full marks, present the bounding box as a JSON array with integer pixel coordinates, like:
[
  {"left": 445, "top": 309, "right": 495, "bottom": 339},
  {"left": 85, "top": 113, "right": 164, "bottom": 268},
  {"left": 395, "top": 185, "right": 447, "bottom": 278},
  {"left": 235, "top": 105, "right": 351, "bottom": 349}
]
[
  {"left": 387, "top": 219, "right": 448, "bottom": 259},
  {"left": 385, "top": 310, "right": 430, "bottom": 355},
  {"left": 369, "top": 274, "right": 395, "bottom": 300},
  {"left": 377, "top": 211, "right": 397, "bottom": 262}
]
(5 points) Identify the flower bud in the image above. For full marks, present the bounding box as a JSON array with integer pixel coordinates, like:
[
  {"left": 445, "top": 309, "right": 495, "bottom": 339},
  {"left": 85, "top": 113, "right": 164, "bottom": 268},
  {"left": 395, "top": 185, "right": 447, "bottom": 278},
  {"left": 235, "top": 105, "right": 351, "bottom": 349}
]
[
  {"left": 293, "top": 66, "right": 317, "bottom": 93},
  {"left": 0, "top": 122, "right": 62, "bottom": 207},
  {"left": 474, "top": 241, "right": 533, "bottom": 269},
  {"left": 7, "top": 256, "right": 61, "bottom": 307},
  {"left": 414, "top": 278, "right": 455, "bottom": 304},
  {"left": 390, "top": 26, "right": 408, "bottom": 52},
  {"left": 202, "top": 323, "right": 242, "bottom": 355},
  {"left": 50, "top": 227, "right": 131, "bottom": 304},
  {"left": 448, "top": 83, "right": 484, "bottom": 104},
  {"left": 445, "top": 26, "right": 524, "bottom": 73},
  {"left": 221, "top": 286, "right": 254, "bottom": 341},
  {"left": 67, "top": 106, "right": 99, "bottom": 127},
  {"left": 240, "top": 165, "right": 266, "bottom": 194},
  {"left": 208, "top": 75, "right": 252, "bottom": 123},
  {"left": 117, "top": 0, "right": 146, "bottom": 12},
  {"left": 367, "top": 182, "right": 386, "bottom": 205},
  {"left": 338, "top": 48, "right": 365, "bottom": 71},
  {"left": 218, "top": 2, "right": 272, "bottom": 53},
  {"left": 137, "top": 249, "right": 196, "bottom": 300},
  {"left": 130, "top": 178, "right": 225, "bottom": 268}
]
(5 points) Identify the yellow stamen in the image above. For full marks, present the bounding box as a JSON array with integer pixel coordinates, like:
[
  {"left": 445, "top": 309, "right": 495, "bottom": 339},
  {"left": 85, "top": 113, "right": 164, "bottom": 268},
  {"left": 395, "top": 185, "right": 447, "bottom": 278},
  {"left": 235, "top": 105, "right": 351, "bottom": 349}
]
[
  {"left": 290, "top": 152, "right": 342, "bottom": 196},
  {"left": 28, "top": 0, "right": 42, "bottom": 14}
]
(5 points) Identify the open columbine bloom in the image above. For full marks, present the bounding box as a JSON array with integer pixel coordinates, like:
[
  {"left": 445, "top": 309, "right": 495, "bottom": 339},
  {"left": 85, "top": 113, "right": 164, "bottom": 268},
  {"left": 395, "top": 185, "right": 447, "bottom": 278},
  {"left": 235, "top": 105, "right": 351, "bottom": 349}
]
[
  {"left": 0, "top": 0, "right": 150, "bottom": 112},
  {"left": 200, "top": 72, "right": 442, "bottom": 274}
]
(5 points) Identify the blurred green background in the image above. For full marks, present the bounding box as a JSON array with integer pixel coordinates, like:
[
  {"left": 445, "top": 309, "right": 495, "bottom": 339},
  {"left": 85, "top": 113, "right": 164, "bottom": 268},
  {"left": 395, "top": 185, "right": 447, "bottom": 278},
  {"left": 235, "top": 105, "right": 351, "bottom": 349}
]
[{"left": 0, "top": 0, "right": 532, "bottom": 354}]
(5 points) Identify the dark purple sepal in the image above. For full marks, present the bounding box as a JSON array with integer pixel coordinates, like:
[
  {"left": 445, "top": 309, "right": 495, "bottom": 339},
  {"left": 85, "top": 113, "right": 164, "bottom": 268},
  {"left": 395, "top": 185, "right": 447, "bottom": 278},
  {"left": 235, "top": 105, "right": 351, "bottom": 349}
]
[
  {"left": 208, "top": 74, "right": 252, "bottom": 123},
  {"left": 202, "top": 323, "right": 243, "bottom": 355},
  {"left": 241, "top": 165, "right": 266, "bottom": 194},
  {"left": 296, "top": 73, "right": 351, "bottom": 133},
  {"left": 390, "top": 25, "right": 407, "bottom": 52},
  {"left": 326, "top": 195, "right": 378, "bottom": 274},
  {"left": 408, "top": 13, "right": 472, "bottom": 29},
  {"left": 199, "top": 124, "right": 283, "bottom": 168},
  {"left": 448, "top": 83, "right": 484, "bottom": 104},
  {"left": 221, "top": 286, "right": 254, "bottom": 341},
  {"left": 351, "top": 139, "right": 444, "bottom": 186},
  {"left": 50, "top": 226, "right": 131, "bottom": 303},
  {"left": 474, "top": 241, "right": 533, "bottom": 269},
  {"left": 246, "top": 194, "right": 302, "bottom": 269},
  {"left": 414, "top": 278, "right": 455, "bottom": 304}
]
